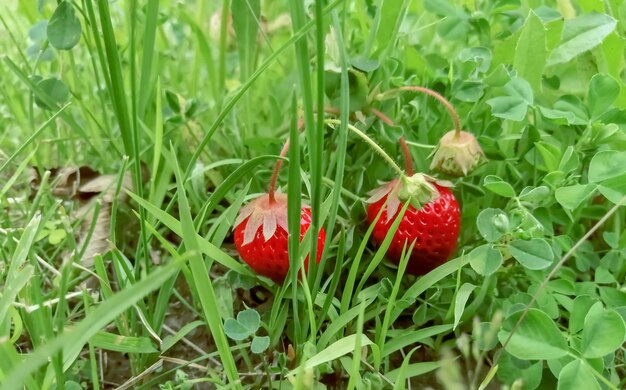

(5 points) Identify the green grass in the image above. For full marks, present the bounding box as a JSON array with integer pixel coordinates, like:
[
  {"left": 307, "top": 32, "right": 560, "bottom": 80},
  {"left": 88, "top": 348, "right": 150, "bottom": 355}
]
[{"left": 1, "top": 1, "right": 626, "bottom": 389}]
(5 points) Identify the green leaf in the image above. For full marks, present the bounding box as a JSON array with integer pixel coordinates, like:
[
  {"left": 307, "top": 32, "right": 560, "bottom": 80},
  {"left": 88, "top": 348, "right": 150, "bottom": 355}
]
[
  {"left": 453, "top": 283, "right": 475, "bottom": 330},
  {"left": 47, "top": 1, "right": 81, "bottom": 50},
  {"left": 555, "top": 184, "right": 597, "bottom": 211},
  {"left": 548, "top": 13, "right": 617, "bottom": 65},
  {"left": 518, "top": 186, "right": 551, "bottom": 203},
  {"left": 508, "top": 238, "right": 554, "bottom": 270},
  {"left": 34, "top": 78, "right": 69, "bottom": 110},
  {"left": 581, "top": 303, "right": 626, "bottom": 358},
  {"left": 374, "top": 0, "right": 408, "bottom": 57},
  {"left": 539, "top": 106, "right": 576, "bottom": 124},
  {"left": 288, "top": 334, "right": 374, "bottom": 375},
  {"left": 468, "top": 244, "right": 503, "bottom": 276},
  {"left": 588, "top": 150, "right": 626, "bottom": 182},
  {"left": 588, "top": 150, "right": 626, "bottom": 204},
  {"left": 557, "top": 359, "right": 600, "bottom": 390},
  {"left": 90, "top": 332, "right": 157, "bottom": 354},
  {"left": 477, "top": 208, "right": 509, "bottom": 242},
  {"left": 251, "top": 336, "right": 270, "bottom": 354},
  {"left": 497, "top": 351, "right": 543, "bottom": 389},
  {"left": 558, "top": 147, "right": 580, "bottom": 174},
  {"left": 535, "top": 141, "right": 561, "bottom": 172},
  {"left": 483, "top": 175, "right": 516, "bottom": 198},
  {"left": 498, "top": 309, "right": 568, "bottom": 360},
  {"left": 588, "top": 73, "right": 619, "bottom": 118},
  {"left": 514, "top": 11, "right": 547, "bottom": 91},
  {"left": 237, "top": 309, "right": 261, "bottom": 334},
  {"left": 224, "top": 309, "right": 261, "bottom": 341},
  {"left": 224, "top": 318, "right": 252, "bottom": 341},
  {"left": 486, "top": 96, "right": 528, "bottom": 121},
  {"left": 504, "top": 77, "right": 534, "bottom": 105}
]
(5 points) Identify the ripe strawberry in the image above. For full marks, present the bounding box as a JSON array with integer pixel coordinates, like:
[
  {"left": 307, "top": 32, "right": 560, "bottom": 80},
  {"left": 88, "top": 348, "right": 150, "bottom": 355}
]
[
  {"left": 234, "top": 192, "right": 326, "bottom": 282},
  {"left": 365, "top": 173, "right": 460, "bottom": 275}
]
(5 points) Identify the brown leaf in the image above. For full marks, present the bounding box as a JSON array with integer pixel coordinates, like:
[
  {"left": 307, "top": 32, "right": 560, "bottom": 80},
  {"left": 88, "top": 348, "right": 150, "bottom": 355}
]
[{"left": 30, "top": 166, "right": 99, "bottom": 198}]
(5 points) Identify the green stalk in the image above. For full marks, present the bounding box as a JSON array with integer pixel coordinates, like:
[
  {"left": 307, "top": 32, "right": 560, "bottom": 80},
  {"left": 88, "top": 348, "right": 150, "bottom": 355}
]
[
  {"left": 288, "top": 0, "right": 317, "bottom": 347},
  {"left": 325, "top": 119, "right": 405, "bottom": 177}
]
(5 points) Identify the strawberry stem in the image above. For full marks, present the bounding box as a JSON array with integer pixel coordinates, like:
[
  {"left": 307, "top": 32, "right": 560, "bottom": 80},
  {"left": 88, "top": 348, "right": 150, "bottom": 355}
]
[
  {"left": 398, "top": 136, "right": 414, "bottom": 176},
  {"left": 268, "top": 107, "right": 338, "bottom": 203},
  {"left": 371, "top": 108, "right": 414, "bottom": 176},
  {"left": 379, "top": 86, "right": 462, "bottom": 137},
  {"left": 268, "top": 139, "right": 290, "bottom": 204},
  {"left": 370, "top": 108, "right": 395, "bottom": 127},
  {"left": 325, "top": 119, "right": 405, "bottom": 177}
]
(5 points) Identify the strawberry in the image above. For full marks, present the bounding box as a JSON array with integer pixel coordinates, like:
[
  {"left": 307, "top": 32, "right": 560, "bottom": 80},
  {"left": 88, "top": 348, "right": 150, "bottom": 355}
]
[
  {"left": 365, "top": 173, "right": 460, "bottom": 275},
  {"left": 234, "top": 192, "right": 326, "bottom": 282}
]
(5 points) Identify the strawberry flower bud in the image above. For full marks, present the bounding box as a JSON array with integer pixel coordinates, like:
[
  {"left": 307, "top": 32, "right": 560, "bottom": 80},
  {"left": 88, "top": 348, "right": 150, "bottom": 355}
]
[{"left": 430, "top": 130, "right": 485, "bottom": 177}]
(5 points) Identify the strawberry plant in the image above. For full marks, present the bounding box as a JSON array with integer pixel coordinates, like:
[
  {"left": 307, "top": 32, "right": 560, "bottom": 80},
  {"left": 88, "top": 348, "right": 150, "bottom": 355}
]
[{"left": 1, "top": 1, "right": 625, "bottom": 389}]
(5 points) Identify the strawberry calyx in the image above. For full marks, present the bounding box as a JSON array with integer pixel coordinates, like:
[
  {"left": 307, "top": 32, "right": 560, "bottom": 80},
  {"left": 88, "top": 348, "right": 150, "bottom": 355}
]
[
  {"left": 430, "top": 130, "right": 485, "bottom": 177},
  {"left": 235, "top": 192, "right": 299, "bottom": 246},
  {"left": 365, "top": 173, "right": 453, "bottom": 222}
]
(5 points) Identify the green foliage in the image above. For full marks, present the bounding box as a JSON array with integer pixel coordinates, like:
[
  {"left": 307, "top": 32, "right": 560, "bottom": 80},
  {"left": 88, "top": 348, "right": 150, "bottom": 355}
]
[{"left": 46, "top": 1, "right": 81, "bottom": 50}]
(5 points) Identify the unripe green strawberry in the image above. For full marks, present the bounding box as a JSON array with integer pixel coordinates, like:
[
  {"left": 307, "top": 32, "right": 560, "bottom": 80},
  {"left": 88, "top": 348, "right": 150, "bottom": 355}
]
[
  {"left": 366, "top": 174, "right": 460, "bottom": 275},
  {"left": 234, "top": 193, "right": 326, "bottom": 282}
]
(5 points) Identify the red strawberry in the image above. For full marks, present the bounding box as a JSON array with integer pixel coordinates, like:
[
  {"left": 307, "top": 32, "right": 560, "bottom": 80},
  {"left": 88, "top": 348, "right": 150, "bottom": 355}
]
[
  {"left": 365, "top": 173, "right": 460, "bottom": 275},
  {"left": 234, "top": 192, "right": 326, "bottom": 282}
]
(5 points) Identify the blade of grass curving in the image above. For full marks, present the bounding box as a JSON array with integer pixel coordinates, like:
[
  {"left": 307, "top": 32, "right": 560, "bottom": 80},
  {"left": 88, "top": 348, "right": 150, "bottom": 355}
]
[
  {"left": 306, "top": 0, "right": 327, "bottom": 281},
  {"left": 346, "top": 302, "right": 366, "bottom": 390},
  {"left": 0, "top": 214, "right": 40, "bottom": 325},
  {"left": 182, "top": 0, "right": 343, "bottom": 181},
  {"left": 96, "top": 0, "right": 149, "bottom": 274},
  {"left": 391, "top": 347, "right": 419, "bottom": 389},
  {"left": 170, "top": 149, "right": 240, "bottom": 387},
  {"left": 386, "top": 361, "right": 442, "bottom": 383},
  {"left": 317, "top": 228, "right": 346, "bottom": 333},
  {"left": 148, "top": 79, "right": 164, "bottom": 207},
  {"left": 353, "top": 202, "right": 410, "bottom": 300},
  {"left": 375, "top": 240, "right": 414, "bottom": 369},
  {"left": 0, "top": 102, "right": 70, "bottom": 175},
  {"left": 312, "top": 7, "right": 349, "bottom": 302},
  {"left": 2, "top": 58, "right": 98, "bottom": 155},
  {"left": 286, "top": 91, "right": 303, "bottom": 347},
  {"left": 382, "top": 324, "right": 453, "bottom": 357},
  {"left": 127, "top": 191, "right": 252, "bottom": 276},
  {"left": 1, "top": 259, "right": 183, "bottom": 390},
  {"left": 181, "top": 11, "right": 217, "bottom": 98},
  {"left": 288, "top": 333, "right": 374, "bottom": 376},
  {"left": 339, "top": 207, "right": 383, "bottom": 316},
  {"left": 391, "top": 255, "right": 471, "bottom": 323},
  {"left": 218, "top": 0, "right": 231, "bottom": 102},
  {"left": 95, "top": 0, "right": 134, "bottom": 164},
  {"left": 318, "top": 297, "right": 375, "bottom": 349},
  {"left": 137, "top": 0, "right": 159, "bottom": 118},
  {"left": 193, "top": 155, "right": 280, "bottom": 228}
]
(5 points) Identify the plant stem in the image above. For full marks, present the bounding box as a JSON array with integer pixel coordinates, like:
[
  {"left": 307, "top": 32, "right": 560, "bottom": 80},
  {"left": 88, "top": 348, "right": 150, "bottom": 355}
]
[
  {"left": 369, "top": 107, "right": 395, "bottom": 126},
  {"left": 269, "top": 107, "right": 337, "bottom": 203},
  {"left": 370, "top": 108, "right": 414, "bottom": 175},
  {"left": 398, "top": 136, "right": 414, "bottom": 176},
  {"left": 325, "top": 119, "right": 405, "bottom": 177},
  {"left": 268, "top": 138, "right": 291, "bottom": 204},
  {"left": 381, "top": 86, "right": 462, "bottom": 136}
]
